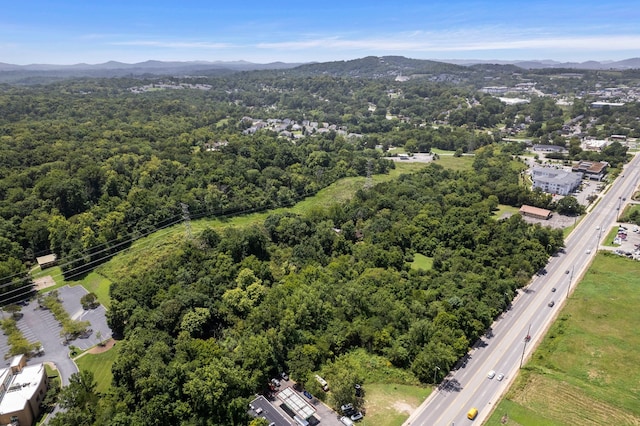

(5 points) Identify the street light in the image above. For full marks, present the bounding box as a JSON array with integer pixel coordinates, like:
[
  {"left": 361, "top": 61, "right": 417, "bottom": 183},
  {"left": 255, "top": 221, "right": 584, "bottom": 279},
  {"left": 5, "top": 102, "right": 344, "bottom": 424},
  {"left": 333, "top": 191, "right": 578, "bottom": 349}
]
[
  {"left": 567, "top": 265, "right": 574, "bottom": 299},
  {"left": 433, "top": 366, "right": 440, "bottom": 384}
]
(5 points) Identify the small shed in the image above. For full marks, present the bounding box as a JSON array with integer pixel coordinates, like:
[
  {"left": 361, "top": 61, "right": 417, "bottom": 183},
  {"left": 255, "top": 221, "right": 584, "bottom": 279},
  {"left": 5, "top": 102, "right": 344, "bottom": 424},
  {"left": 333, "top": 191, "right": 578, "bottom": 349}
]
[
  {"left": 36, "top": 254, "right": 57, "bottom": 270},
  {"left": 519, "top": 205, "right": 552, "bottom": 220}
]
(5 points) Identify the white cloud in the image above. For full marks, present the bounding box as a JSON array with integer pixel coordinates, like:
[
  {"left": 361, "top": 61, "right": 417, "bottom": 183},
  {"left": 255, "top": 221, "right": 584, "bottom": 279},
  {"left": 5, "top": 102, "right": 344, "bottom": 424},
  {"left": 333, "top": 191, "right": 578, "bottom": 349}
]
[{"left": 255, "top": 32, "right": 640, "bottom": 54}]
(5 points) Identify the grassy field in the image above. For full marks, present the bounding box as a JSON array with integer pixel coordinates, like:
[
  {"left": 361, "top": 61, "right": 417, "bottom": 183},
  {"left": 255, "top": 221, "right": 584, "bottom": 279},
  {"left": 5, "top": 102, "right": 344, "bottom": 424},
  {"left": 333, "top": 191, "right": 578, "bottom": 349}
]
[
  {"left": 360, "top": 383, "right": 431, "bottom": 426},
  {"left": 75, "top": 345, "right": 119, "bottom": 394},
  {"left": 601, "top": 225, "right": 621, "bottom": 247},
  {"left": 318, "top": 349, "right": 430, "bottom": 426},
  {"left": 31, "top": 266, "right": 112, "bottom": 307},
  {"left": 494, "top": 204, "right": 521, "bottom": 219},
  {"left": 410, "top": 253, "right": 433, "bottom": 271},
  {"left": 433, "top": 155, "right": 474, "bottom": 172},
  {"left": 431, "top": 148, "right": 456, "bottom": 155},
  {"left": 486, "top": 253, "right": 640, "bottom": 426},
  {"left": 620, "top": 203, "right": 640, "bottom": 221}
]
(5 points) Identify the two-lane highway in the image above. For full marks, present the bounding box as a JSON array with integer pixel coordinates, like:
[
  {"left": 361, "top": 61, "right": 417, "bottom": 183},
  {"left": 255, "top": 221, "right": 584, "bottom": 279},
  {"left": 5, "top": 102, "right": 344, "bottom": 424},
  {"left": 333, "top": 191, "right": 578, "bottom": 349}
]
[{"left": 405, "top": 153, "right": 640, "bottom": 425}]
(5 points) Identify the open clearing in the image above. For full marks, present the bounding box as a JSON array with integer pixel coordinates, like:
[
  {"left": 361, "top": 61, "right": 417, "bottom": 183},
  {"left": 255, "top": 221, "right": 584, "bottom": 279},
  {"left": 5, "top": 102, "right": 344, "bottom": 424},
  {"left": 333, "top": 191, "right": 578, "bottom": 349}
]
[
  {"left": 486, "top": 253, "right": 640, "bottom": 425},
  {"left": 360, "top": 383, "right": 431, "bottom": 426},
  {"left": 75, "top": 343, "right": 119, "bottom": 394}
]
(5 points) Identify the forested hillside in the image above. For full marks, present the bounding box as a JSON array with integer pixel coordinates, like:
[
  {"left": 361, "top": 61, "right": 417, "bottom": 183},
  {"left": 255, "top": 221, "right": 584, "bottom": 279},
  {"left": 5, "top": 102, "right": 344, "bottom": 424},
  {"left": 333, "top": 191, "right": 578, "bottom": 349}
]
[
  {"left": 48, "top": 149, "right": 562, "bottom": 425},
  {"left": 0, "top": 61, "right": 637, "bottom": 425}
]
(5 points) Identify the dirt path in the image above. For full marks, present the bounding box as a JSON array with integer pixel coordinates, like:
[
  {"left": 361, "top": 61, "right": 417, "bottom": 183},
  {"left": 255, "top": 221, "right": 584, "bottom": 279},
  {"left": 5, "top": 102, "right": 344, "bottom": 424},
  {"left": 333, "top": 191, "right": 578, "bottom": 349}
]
[
  {"left": 33, "top": 275, "right": 56, "bottom": 291},
  {"left": 86, "top": 338, "right": 116, "bottom": 354}
]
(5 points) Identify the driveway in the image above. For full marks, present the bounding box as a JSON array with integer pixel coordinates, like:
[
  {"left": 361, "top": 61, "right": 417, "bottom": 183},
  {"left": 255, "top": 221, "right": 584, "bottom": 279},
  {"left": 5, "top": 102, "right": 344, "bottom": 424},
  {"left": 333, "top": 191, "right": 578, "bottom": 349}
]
[{"left": 0, "top": 285, "right": 112, "bottom": 386}]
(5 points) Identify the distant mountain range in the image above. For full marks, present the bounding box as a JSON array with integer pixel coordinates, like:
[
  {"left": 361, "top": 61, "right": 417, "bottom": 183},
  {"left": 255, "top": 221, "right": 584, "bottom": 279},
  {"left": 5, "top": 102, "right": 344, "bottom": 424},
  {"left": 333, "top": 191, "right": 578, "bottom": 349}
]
[
  {"left": 0, "top": 57, "right": 638, "bottom": 83},
  {"left": 0, "top": 59, "right": 303, "bottom": 72},
  {"left": 442, "top": 57, "right": 640, "bottom": 70}
]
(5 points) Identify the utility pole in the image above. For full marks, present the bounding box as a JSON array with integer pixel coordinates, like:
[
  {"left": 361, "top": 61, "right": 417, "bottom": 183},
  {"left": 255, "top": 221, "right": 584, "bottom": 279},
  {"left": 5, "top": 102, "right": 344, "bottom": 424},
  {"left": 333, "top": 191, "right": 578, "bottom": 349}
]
[
  {"left": 567, "top": 265, "right": 574, "bottom": 299},
  {"left": 433, "top": 366, "right": 440, "bottom": 385},
  {"left": 617, "top": 196, "right": 622, "bottom": 222},
  {"left": 520, "top": 324, "right": 532, "bottom": 368}
]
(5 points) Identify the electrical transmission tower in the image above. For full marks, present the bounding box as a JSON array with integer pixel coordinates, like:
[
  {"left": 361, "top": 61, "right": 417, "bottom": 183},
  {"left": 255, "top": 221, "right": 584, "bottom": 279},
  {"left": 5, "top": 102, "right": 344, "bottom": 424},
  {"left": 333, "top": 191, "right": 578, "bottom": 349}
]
[
  {"left": 364, "top": 159, "right": 374, "bottom": 189},
  {"left": 180, "top": 203, "right": 193, "bottom": 241}
]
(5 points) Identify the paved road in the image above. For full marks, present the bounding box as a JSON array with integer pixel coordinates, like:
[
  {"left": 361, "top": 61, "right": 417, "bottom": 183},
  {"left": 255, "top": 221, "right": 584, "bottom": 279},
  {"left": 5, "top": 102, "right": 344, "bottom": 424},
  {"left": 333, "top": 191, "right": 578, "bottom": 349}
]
[{"left": 404, "top": 153, "right": 640, "bottom": 426}]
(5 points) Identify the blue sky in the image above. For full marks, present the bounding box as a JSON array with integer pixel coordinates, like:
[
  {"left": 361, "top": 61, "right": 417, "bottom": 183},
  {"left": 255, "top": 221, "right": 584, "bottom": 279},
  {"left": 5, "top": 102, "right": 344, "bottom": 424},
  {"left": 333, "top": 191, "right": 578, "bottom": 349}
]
[{"left": 2, "top": 0, "right": 639, "bottom": 64}]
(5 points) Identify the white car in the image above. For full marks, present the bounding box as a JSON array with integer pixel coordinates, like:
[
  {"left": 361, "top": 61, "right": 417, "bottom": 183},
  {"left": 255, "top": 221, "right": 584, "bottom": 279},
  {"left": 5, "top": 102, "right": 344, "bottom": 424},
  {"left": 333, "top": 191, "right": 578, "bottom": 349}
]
[
  {"left": 586, "top": 249, "right": 592, "bottom": 254},
  {"left": 487, "top": 370, "right": 496, "bottom": 379},
  {"left": 497, "top": 373, "right": 504, "bottom": 381}
]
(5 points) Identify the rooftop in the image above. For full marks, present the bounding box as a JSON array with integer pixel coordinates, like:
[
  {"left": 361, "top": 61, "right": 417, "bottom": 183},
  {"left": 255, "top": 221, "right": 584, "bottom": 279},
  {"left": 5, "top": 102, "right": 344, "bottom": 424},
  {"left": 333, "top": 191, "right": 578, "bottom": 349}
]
[
  {"left": 277, "top": 387, "right": 316, "bottom": 420},
  {"left": 0, "top": 361, "right": 45, "bottom": 415}
]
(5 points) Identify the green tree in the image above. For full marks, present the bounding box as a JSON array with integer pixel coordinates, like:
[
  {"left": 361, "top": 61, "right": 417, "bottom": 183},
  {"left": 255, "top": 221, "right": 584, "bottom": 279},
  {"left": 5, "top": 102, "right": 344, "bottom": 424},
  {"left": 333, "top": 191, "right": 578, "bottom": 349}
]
[
  {"left": 50, "top": 370, "right": 99, "bottom": 426},
  {"left": 180, "top": 307, "right": 211, "bottom": 337},
  {"left": 555, "top": 196, "right": 584, "bottom": 215}
]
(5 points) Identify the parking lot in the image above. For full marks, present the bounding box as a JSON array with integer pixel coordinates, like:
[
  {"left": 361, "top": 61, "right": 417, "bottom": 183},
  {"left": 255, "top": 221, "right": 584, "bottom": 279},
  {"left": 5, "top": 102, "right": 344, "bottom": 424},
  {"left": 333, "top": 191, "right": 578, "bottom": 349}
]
[
  {"left": 601, "top": 221, "right": 640, "bottom": 259},
  {"left": 0, "top": 285, "right": 112, "bottom": 385},
  {"left": 251, "top": 377, "right": 347, "bottom": 426}
]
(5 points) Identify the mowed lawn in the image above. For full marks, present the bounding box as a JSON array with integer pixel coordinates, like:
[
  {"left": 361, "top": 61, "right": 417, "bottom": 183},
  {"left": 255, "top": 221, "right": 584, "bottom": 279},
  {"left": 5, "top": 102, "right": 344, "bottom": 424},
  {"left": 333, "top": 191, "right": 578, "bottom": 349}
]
[
  {"left": 486, "top": 253, "right": 640, "bottom": 425},
  {"left": 75, "top": 345, "right": 119, "bottom": 394}
]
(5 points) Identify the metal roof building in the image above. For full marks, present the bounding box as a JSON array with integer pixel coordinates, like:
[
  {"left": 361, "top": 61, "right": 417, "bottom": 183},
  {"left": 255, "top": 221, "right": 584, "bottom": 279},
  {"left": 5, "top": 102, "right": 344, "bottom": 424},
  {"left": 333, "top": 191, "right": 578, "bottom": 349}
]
[{"left": 277, "top": 387, "right": 317, "bottom": 420}]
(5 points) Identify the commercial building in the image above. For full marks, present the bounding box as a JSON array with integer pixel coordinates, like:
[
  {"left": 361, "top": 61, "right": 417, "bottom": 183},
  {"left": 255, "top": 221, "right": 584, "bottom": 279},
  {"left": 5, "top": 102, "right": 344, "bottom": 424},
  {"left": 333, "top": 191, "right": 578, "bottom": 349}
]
[
  {"left": 519, "top": 205, "right": 552, "bottom": 220},
  {"left": 531, "top": 167, "right": 583, "bottom": 195},
  {"left": 0, "top": 355, "right": 48, "bottom": 426},
  {"left": 571, "top": 161, "right": 608, "bottom": 181}
]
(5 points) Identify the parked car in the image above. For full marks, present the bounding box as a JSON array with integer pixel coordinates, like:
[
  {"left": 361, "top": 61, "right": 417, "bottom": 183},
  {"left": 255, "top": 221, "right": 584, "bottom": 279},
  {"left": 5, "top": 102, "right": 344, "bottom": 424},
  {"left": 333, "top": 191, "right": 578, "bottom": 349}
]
[
  {"left": 271, "top": 378, "right": 280, "bottom": 387},
  {"left": 314, "top": 374, "right": 329, "bottom": 391},
  {"left": 350, "top": 412, "right": 363, "bottom": 421},
  {"left": 340, "top": 417, "right": 355, "bottom": 426},
  {"left": 341, "top": 403, "right": 355, "bottom": 415},
  {"left": 281, "top": 372, "right": 289, "bottom": 381},
  {"left": 303, "top": 390, "right": 313, "bottom": 399},
  {"left": 354, "top": 383, "right": 362, "bottom": 397}
]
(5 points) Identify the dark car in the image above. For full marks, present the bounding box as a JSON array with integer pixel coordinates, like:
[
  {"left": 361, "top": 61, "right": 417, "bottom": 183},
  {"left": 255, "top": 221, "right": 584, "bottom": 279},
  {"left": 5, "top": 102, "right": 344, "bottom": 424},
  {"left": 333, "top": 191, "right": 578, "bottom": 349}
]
[
  {"left": 548, "top": 301, "right": 555, "bottom": 307},
  {"left": 303, "top": 390, "right": 313, "bottom": 399},
  {"left": 551, "top": 287, "right": 556, "bottom": 292},
  {"left": 354, "top": 383, "right": 362, "bottom": 397},
  {"left": 565, "top": 270, "right": 570, "bottom": 274},
  {"left": 341, "top": 403, "right": 355, "bottom": 415}
]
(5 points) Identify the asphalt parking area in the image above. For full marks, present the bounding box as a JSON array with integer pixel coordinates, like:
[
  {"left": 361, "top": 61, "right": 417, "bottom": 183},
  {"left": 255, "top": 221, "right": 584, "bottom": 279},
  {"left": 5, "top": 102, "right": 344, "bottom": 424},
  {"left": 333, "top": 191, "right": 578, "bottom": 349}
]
[{"left": 0, "top": 285, "right": 112, "bottom": 385}]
